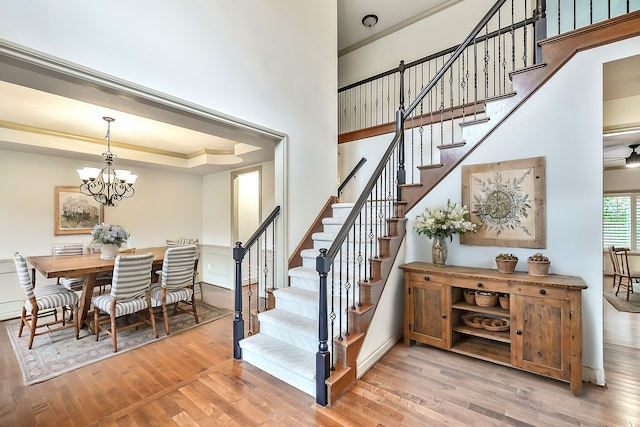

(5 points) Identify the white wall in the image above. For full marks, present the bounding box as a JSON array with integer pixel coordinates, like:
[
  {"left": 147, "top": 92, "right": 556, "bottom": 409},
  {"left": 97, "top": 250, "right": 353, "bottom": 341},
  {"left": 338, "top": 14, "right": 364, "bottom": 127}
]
[
  {"left": 339, "top": 0, "right": 495, "bottom": 86},
  {"left": 201, "top": 161, "right": 276, "bottom": 289},
  {"left": 0, "top": 0, "right": 338, "bottom": 257}
]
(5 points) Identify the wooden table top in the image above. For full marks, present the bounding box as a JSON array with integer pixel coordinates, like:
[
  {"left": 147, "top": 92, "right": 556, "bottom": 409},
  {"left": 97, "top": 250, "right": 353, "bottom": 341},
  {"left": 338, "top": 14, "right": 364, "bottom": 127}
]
[{"left": 27, "top": 247, "right": 167, "bottom": 278}]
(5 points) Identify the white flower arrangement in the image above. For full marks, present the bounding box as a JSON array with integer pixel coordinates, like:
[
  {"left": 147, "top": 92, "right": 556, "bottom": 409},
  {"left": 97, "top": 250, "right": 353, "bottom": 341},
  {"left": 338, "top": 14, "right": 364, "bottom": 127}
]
[
  {"left": 413, "top": 200, "right": 477, "bottom": 240},
  {"left": 91, "top": 223, "right": 129, "bottom": 246}
]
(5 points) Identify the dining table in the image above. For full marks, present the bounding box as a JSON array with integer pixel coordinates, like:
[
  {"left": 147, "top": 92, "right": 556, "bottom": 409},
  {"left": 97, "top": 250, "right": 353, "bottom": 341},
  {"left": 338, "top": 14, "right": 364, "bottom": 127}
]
[{"left": 27, "top": 247, "right": 167, "bottom": 328}]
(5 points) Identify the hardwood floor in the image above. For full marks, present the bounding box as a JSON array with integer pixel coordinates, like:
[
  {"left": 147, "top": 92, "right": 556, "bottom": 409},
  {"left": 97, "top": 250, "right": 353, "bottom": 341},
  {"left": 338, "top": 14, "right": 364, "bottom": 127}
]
[{"left": 1, "top": 283, "right": 639, "bottom": 426}]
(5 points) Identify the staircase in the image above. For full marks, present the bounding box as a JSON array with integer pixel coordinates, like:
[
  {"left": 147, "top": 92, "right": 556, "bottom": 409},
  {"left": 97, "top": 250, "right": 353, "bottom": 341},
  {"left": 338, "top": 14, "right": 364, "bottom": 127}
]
[
  {"left": 239, "top": 204, "right": 357, "bottom": 396},
  {"left": 235, "top": 5, "right": 640, "bottom": 407}
]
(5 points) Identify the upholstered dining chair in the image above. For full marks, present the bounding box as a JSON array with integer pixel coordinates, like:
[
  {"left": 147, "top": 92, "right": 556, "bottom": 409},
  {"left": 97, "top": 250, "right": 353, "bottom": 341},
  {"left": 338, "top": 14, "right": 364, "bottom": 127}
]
[
  {"left": 91, "top": 253, "right": 158, "bottom": 352},
  {"left": 166, "top": 238, "right": 202, "bottom": 300},
  {"left": 150, "top": 245, "right": 199, "bottom": 335},
  {"left": 614, "top": 247, "right": 639, "bottom": 301},
  {"left": 13, "top": 252, "right": 79, "bottom": 349},
  {"left": 52, "top": 243, "right": 112, "bottom": 295},
  {"left": 52, "top": 243, "right": 85, "bottom": 291}
]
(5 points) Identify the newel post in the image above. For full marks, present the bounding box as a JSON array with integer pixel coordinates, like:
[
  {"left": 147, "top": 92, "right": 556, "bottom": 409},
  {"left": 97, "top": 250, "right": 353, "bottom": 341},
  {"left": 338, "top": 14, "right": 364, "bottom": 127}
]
[
  {"left": 315, "top": 248, "right": 330, "bottom": 406},
  {"left": 232, "top": 241, "right": 245, "bottom": 360},
  {"left": 534, "top": 0, "right": 547, "bottom": 64}
]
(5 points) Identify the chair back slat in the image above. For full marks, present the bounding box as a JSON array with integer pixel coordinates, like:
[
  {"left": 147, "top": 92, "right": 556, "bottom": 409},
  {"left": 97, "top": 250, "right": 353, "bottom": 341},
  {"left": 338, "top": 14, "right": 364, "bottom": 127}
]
[
  {"left": 110, "top": 253, "right": 154, "bottom": 300},
  {"left": 52, "top": 243, "right": 84, "bottom": 256},
  {"left": 609, "top": 246, "right": 622, "bottom": 275},
  {"left": 616, "top": 248, "right": 633, "bottom": 278},
  {"left": 13, "top": 252, "right": 34, "bottom": 298},
  {"left": 162, "top": 245, "right": 197, "bottom": 290}
]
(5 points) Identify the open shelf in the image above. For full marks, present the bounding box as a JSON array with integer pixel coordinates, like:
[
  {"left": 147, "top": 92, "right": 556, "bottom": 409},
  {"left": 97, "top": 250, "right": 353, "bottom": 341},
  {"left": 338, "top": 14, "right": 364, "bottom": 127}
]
[
  {"left": 451, "top": 300, "right": 510, "bottom": 318},
  {"left": 452, "top": 324, "right": 511, "bottom": 343},
  {"left": 451, "top": 336, "right": 511, "bottom": 365}
]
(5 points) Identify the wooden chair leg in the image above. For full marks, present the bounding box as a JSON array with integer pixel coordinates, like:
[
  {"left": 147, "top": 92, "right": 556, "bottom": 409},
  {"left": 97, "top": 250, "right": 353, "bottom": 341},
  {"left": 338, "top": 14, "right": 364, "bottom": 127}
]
[
  {"left": 74, "top": 305, "right": 79, "bottom": 340},
  {"left": 18, "top": 308, "right": 26, "bottom": 337},
  {"left": 28, "top": 310, "right": 37, "bottom": 349},
  {"left": 192, "top": 292, "right": 199, "bottom": 324},
  {"left": 162, "top": 303, "right": 170, "bottom": 335},
  {"left": 94, "top": 308, "right": 100, "bottom": 341},
  {"left": 110, "top": 313, "right": 118, "bottom": 352},
  {"left": 148, "top": 304, "right": 158, "bottom": 339}
]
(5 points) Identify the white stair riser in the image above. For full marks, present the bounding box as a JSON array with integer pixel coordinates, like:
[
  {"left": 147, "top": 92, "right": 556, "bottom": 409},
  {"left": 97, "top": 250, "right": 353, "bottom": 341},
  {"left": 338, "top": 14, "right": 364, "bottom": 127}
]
[
  {"left": 301, "top": 254, "right": 371, "bottom": 272},
  {"left": 275, "top": 294, "right": 351, "bottom": 322},
  {"left": 241, "top": 349, "right": 315, "bottom": 397},
  {"left": 259, "top": 322, "right": 318, "bottom": 353}
]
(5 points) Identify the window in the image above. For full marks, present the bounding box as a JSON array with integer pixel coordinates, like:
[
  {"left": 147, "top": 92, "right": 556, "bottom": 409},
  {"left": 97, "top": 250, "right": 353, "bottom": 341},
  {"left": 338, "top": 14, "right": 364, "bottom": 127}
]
[{"left": 603, "top": 193, "right": 640, "bottom": 250}]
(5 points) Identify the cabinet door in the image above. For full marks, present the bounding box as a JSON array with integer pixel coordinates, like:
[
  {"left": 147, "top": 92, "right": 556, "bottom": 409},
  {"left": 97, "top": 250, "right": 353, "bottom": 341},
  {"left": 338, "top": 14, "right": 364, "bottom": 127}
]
[
  {"left": 404, "top": 275, "right": 450, "bottom": 349},
  {"left": 510, "top": 293, "right": 571, "bottom": 381}
]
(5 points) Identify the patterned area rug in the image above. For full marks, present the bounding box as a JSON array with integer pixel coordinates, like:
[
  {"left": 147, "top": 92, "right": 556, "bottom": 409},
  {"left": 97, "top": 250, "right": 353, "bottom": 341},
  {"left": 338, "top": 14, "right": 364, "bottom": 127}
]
[
  {"left": 6, "top": 302, "right": 232, "bottom": 385},
  {"left": 604, "top": 282, "right": 640, "bottom": 313}
]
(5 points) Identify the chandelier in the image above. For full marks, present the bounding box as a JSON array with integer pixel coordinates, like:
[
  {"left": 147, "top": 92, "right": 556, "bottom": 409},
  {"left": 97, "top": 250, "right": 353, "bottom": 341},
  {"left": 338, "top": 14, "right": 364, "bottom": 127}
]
[{"left": 77, "top": 117, "right": 138, "bottom": 206}]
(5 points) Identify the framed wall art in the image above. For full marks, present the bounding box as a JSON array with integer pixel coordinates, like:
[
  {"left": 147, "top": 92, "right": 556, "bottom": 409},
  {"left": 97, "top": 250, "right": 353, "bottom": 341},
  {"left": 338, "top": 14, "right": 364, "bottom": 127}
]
[
  {"left": 460, "top": 156, "right": 546, "bottom": 248},
  {"left": 54, "top": 186, "right": 104, "bottom": 235}
]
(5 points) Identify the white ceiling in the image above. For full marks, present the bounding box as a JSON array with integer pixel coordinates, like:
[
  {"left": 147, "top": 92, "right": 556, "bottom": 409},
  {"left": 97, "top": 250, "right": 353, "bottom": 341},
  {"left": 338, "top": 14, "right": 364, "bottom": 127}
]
[{"left": 0, "top": 2, "right": 638, "bottom": 173}]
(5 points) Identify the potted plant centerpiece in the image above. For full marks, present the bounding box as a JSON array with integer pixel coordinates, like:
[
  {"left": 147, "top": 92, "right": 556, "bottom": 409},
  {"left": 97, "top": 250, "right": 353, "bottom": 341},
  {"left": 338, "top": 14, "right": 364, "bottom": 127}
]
[
  {"left": 495, "top": 253, "right": 518, "bottom": 274},
  {"left": 92, "top": 223, "right": 129, "bottom": 259},
  {"left": 413, "top": 200, "right": 477, "bottom": 266}
]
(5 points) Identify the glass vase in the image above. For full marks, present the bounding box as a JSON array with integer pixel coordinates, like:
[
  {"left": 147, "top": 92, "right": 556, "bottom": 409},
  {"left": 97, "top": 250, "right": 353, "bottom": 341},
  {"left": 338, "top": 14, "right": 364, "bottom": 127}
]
[{"left": 432, "top": 235, "right": 448, "bottom": 266}]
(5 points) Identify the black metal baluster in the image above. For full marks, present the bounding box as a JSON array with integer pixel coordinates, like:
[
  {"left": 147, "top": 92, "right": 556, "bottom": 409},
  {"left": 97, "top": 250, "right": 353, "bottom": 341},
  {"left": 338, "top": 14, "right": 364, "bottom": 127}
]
[{"left": 246, "top": 247, "right": 253, "bottom": 336}]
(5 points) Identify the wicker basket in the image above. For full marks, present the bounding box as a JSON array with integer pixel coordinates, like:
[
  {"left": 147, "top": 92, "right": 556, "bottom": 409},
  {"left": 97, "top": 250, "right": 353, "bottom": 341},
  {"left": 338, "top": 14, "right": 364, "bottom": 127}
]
[
  {"left": 528, "top": 260, "right": 550, "bottom": 276},
  {"left": 461, "top": 313, "right": 485, "bottom": 329},
  {"left": 495, "top": 258, "right": 518, "bottom": 274},
  {"left": 481, "top": 318, "right": 510, "bottom": 332},
  {"left": 463, "top": 289, "right": 476, "bottom": 305},
  {"left": 475, "top": 291, "right": 498, "bottom": 307}
]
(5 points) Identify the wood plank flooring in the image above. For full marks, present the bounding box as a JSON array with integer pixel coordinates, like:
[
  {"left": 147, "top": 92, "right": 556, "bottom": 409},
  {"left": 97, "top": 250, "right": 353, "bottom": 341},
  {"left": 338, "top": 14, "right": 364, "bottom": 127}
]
[{"left": 1, "top": 283, "right": 639, "bottom": 426}]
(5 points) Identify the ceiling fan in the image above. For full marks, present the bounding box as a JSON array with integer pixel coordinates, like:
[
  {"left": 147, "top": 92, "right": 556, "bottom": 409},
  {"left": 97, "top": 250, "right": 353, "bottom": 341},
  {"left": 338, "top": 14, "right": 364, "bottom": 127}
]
[
  {"left": 604, "top": 142, "right": 640, "bottom": 167},
  {"left": 626, "top": 144, "right": 640, "bottom": 167}
]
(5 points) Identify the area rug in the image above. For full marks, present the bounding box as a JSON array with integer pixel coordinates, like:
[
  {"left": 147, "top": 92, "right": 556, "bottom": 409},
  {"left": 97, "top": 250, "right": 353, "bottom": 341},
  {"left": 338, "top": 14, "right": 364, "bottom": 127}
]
[
  {"left": 604, "top": 282, "right": 640, "bottom": 313},
  {"left": 6, "top": 302, "right": 232, "bottom": 385}
]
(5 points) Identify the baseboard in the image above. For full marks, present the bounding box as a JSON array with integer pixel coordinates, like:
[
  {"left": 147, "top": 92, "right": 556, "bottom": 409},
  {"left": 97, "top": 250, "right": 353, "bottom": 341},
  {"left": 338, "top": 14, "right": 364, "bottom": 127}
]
[
  {"left": 583, "top": 365, "right": 606, "bottom": 386},
  {"left": 355, "top": 331, "right": 403, "bottom": 379}
]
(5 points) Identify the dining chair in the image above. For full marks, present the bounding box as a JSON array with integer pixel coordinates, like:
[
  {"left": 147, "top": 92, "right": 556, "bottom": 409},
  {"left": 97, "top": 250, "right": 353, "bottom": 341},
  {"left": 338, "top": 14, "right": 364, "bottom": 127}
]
[
  {"left": 91, "top": 253, "right": 158, "bottom": 352},
  {"left": 150, "top": 245, "right": 199, "bottom": 335},
  {"left": 52, "top": 243, "right": 85, "bottom": 291},
  {"left": 52, "top": 243, "right": 113, "bottom": 295},
  {"left": 166, "top": 238, "right": 202, "bottom": 300},
  {"left": 13, "top": 252, "right": 79, "bottom": 349},
  {"left": 608, "top": 246, "right": 623, "bottom": 289},
  {"left": 615, "top": 247, "right": 639, "bottom": 301}
]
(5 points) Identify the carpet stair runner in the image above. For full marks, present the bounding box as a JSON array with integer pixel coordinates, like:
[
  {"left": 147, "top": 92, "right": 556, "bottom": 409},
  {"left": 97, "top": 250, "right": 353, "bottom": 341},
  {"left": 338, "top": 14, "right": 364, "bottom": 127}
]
[{"left": 239, "top": 203, "right": 357, "bottom": 396}]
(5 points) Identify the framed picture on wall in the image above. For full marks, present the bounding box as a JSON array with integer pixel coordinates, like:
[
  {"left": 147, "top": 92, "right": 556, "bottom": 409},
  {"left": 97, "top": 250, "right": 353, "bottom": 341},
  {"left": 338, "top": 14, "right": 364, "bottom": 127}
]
[
  {"left": 54, "top": 186, "right": 104, "bottom": 235},
  {"left": 460, "top": 156, "right": 546, "bottom": 248}
]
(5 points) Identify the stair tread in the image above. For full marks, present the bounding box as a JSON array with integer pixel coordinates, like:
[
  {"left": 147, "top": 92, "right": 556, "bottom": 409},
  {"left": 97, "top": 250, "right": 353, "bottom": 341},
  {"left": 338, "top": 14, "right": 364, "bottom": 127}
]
[
  {"left": 259, "top": 309, "right": 316, "bottom": 336},
  {"left": 239, "top": 334, "right": 316, "bottom": 380}
]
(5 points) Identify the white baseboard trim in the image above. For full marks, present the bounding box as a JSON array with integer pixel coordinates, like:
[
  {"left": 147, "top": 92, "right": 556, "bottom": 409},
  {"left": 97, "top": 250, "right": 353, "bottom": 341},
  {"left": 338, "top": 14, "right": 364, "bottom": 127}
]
[
  {"left": 355, "top": 331, "right": 403, "bottom": 379},
  {"left": 583, "top": 365, "right": 606, "bottom": 386}
]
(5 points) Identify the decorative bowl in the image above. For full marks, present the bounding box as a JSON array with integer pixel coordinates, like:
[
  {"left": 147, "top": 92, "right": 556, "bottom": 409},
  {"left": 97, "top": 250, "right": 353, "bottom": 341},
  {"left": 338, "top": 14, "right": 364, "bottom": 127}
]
[
  {"left": 461, "top": 313, "right": 485, "bottom": 329},
  {"left": 499, "top": 293, "right": 510, "bottom": 310},
  {"left": 475, "top": 291, "right": 498, "bottom": 307},
  {"left": 463, "top": 289, "right": 476, "bottom": 305},
  {"left": 481, "top": 318, "right": 510, "bottom": 332}
]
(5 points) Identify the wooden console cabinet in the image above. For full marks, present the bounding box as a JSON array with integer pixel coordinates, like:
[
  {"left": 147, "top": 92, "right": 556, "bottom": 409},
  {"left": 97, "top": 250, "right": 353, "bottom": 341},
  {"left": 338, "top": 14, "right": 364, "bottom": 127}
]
[{"left": 399, "top": 262, "right": 587, "bottom": 395}]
